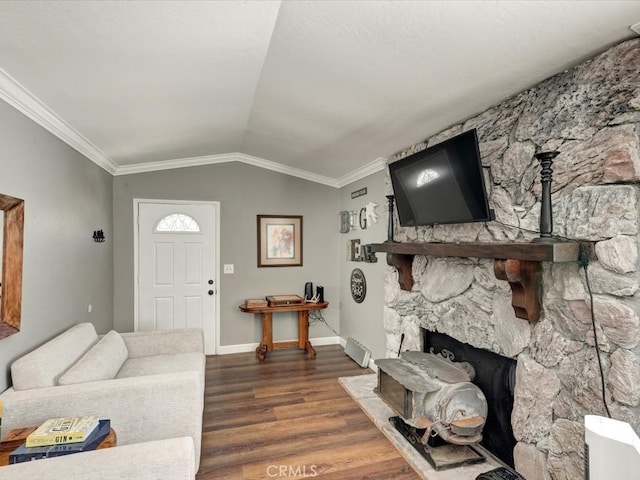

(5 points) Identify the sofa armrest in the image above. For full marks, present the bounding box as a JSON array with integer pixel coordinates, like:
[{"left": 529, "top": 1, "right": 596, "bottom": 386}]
[
  {"left": 0, "top": 437, "right": 196, "bottom": 480},
  {"left": 0, "top": 372, "right": 203, "bottom": 469},
  {"left": 119, "top": 329, "right": 204, "bottom": 357}
]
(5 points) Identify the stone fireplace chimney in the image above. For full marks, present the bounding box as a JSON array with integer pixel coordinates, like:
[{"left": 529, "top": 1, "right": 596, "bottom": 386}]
[{"left": 382, "top": 38, "right": 640, "bottom": 480}]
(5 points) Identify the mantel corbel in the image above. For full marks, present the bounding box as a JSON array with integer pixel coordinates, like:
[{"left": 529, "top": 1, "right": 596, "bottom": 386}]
[
  {"left": 374, "top": 241, "right": 585, "bottom": 323},
  {"left": 493, "top": 258, "right": 541, "bottom": 322},
  {"left": 385, "top": 252, "right": 541, "bottom": 322},
  {"left": 386, "top": 253, "right": 414, "bottom": 292}
]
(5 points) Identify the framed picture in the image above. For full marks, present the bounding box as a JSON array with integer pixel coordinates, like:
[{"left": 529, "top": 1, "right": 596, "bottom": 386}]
[{"left": 257, "top": 215, "right": 303, "bottom": 267}]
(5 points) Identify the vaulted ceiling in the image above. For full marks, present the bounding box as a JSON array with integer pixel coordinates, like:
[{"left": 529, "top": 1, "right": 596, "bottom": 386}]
[{"left": 0, "top": 1, "right": 639, "bottom": 186}]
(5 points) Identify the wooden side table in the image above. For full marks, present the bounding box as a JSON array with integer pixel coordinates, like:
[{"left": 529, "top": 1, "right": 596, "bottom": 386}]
[
  {"left": 239, "top": 301, "right": 329, "bottom": 361},
  {"left": 0, "top": 426, "right": 116, "bottom": 466}
]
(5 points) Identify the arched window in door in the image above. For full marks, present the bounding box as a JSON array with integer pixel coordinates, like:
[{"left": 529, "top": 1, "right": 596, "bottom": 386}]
[{"left": 154, "top": 213, "right": 201, "bottom": 233}]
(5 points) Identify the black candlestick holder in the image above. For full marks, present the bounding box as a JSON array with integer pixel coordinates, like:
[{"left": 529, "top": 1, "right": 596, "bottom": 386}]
[
  {"left": 386, "top": 195, "right": 396, "bottom": 242},
  {"left": 532, "top": 150, "right": 560, "bottom": 243}
]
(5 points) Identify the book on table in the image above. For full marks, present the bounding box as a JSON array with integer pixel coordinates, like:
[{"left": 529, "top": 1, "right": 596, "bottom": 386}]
[
  {"left": 10, "top": 419, "right": 110, "bottom": 464},
  {"left": 25, "top": 415, "right": 100, "bottom": 447},
  {"left": 266, "top": 294, "right": 305, "bottom": 306}
]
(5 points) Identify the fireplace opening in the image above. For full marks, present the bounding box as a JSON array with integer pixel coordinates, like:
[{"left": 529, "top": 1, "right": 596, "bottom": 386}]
[{"left": 422, "top": 329, "right": 517, "bottom": 467}]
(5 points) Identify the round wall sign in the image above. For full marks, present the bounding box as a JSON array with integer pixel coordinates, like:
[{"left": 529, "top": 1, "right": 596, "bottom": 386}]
[{"left": 350, "top": 268, "right": 366, "bottom": 303}]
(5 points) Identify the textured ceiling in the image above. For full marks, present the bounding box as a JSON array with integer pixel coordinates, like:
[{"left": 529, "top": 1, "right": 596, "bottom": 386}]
[{"left": 0, "top": 1, "right": 639, "bottom": 185}]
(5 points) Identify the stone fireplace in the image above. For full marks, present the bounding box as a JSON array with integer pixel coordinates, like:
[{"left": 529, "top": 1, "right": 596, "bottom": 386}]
[{"left": 381, "top": 38, "right": 640, "bottom": 480}]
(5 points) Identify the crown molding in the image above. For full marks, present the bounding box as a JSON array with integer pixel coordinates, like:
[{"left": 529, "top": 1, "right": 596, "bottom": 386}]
[
  {"left": 114, "top": 152, "right": 341, "bottom": 187},
  {"left": 234, "top": 153, "right": 341, "bottom": 188},
  {"left": 114, "top": 152, "right": 241, "bottom": 176},
  {"left": 336, "top": 157, "right": 387, "bottom": 188},
  {"left": 0, "top": 67, "right": 119, "bottom": 175},
  {"left": 115, "top": 152, "right": 387, "bottom": 188}
]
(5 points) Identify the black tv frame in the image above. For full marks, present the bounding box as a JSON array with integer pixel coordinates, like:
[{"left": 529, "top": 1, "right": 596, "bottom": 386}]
[{"left": 389, "top": 129, "right": 493, "bottom": 227}]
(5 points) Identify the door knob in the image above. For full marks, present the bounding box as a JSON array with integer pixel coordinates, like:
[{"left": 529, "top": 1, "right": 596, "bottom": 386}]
[
  {"left": 208, "top": 279, "right": 213, "bottom": 285},
  {"left": 208, "top": 290, "right": 214, "bottom": 296}
]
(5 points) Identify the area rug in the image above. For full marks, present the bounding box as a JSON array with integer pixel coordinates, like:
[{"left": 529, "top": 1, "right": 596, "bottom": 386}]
[{"left": 338, "top": 374, "right": 501, "bottom": 480}]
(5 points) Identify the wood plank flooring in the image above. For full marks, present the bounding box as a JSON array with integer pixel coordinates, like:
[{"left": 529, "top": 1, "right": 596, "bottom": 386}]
[{"left": 196, "top": 345, "right": 420, "bottom": 480}]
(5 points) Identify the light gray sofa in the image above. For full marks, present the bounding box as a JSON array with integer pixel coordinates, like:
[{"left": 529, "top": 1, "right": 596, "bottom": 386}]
[{"left": 0, "top": 322, "right": 205, "bottom": 477}]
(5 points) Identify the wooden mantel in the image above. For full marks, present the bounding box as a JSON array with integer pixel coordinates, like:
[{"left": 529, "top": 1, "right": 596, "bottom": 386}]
[{"left": 370, "top": 241, "right": 584, "bottom": 322}]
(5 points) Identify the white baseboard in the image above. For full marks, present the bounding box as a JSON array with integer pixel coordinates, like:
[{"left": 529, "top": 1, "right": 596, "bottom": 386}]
[
  {"left": 216, "top": 336, "right": 377, "bottom": 370},
  {"left": 313, "top": 335, "right": 344, "bottom": 347},
  {"left": 217, "top": 342, "right": 261, "bottom": 355},
  {"left": 217, "top": 336, "right": 342, "bottom": 355},
  {"left": 218, "top": 336, "right": 378, "bottom": 373}
]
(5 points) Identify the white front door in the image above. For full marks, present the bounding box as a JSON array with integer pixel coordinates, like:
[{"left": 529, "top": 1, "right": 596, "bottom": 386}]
[{"left": 136, "top": 201, "right": 218, "bottom": 354}]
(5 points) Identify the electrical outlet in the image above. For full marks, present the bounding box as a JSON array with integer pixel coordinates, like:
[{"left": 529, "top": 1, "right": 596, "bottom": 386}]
[{"left": 223, "top": 264, "right": 234, "bottom": 274}]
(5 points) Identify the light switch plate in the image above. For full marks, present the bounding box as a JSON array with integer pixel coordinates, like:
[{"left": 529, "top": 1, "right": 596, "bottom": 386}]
[{"left": 223, "top": 264, "right": 234, "bottom": 274}]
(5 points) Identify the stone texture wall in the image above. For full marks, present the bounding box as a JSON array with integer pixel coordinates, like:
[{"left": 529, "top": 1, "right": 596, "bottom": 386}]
[{"left": 382, "top": 39, "right": 640, "bottom": 480}]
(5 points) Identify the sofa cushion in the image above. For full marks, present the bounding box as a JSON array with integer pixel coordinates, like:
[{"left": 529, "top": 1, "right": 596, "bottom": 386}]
[
  {"left": 58, "top": 330, "right": 129, "bottom": 386},
  {"left": 11, "top": 323, "right": 99, "bottom": 390},
  {"left": 120, "top": 329, "right": 204, "bottom": 358},
  {"left": 115, "top": 352, "right": 204, "bottom": 380}
]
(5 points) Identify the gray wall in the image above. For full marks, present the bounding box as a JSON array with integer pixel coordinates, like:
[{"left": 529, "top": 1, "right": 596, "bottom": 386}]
[
  {"left": 0, "top": 99, "right": 114, "bottom": 391},
  {"left": 112, "top": 162, "right": 341, "bottom": 348},
  {"left": 338, "top": 171, "right": 388, "bottom": 361}
]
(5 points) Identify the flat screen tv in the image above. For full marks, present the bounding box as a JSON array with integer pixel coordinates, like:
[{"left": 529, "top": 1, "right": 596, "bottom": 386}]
[{"left": 389, "top": 129, "right": 492, "bottom": 226}]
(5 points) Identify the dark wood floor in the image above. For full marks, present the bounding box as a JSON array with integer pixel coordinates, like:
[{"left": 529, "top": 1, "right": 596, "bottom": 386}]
[{"left": 196, "top": 345, "right": 420, "bottom": 480}]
